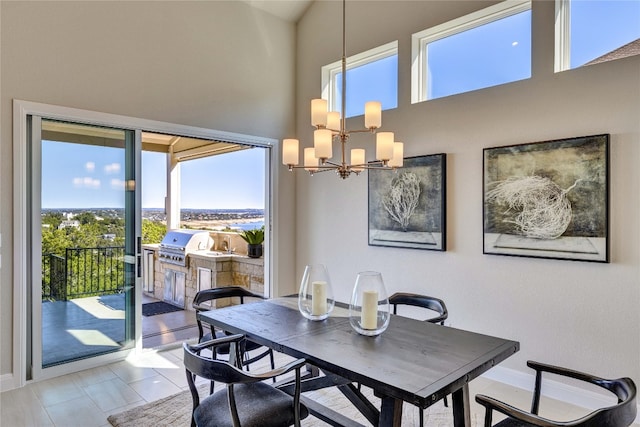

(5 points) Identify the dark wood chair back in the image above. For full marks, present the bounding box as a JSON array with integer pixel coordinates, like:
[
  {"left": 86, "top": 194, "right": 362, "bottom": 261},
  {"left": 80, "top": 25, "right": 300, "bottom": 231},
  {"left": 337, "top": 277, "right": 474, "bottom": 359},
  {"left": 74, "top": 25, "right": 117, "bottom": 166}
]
[
  {"left": 476, "top": 360, "right": 637, "bottom": 427},
  {"left": 389, "top": 292, "right": 448, "bottom": 325},
  {"left": 192, "top": 286, "right": 274, "bottom": 392},
  {"left": 184, "top": 335, "right": 307, "bottom": 427},
  {"left": 192, "top": 286, "right": 264, "bottom": 343}
]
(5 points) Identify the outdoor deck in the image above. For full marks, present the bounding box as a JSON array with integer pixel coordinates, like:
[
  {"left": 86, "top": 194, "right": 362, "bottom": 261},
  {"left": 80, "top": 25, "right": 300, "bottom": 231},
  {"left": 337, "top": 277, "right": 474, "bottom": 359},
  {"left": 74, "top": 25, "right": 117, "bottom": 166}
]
[{"left": 42, "top": 293, "right": 197, "bottom": 367}]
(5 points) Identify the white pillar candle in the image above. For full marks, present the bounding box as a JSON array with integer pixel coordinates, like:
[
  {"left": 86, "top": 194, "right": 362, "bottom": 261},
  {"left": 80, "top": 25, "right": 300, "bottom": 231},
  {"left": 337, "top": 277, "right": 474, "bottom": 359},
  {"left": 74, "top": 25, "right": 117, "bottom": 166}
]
[
  {"left": 361, "top": 290, "right": 378, "bottom": 330},
  {"left": 311, "top": 281, "right": 327, "bottom": 315}
]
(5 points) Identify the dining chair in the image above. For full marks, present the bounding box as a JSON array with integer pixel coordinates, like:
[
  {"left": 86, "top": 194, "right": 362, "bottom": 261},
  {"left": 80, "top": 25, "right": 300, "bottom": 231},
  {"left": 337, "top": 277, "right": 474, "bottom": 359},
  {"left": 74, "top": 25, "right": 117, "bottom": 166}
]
[
  {"left": 388, "top": 292, "right": 449, "bottom": 426},
  {"left": 193, "top": 286, "right": 275, "bottom": 372},
  {"left": 475, "top": 360, "right": 637, "bottom": 427},
  {"left": 388, "top": 292, "right": 448, "bottom": 325},
  {"left": 184, "top": 335, "right": 309, "bottom": 427}
]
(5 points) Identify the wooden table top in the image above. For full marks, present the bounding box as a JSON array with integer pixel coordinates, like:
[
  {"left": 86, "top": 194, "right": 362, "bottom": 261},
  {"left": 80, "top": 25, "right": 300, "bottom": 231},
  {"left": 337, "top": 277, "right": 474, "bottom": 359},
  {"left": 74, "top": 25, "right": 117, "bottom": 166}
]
[{"left": 197, "top": 297, "right": 519, "bottom": 409}]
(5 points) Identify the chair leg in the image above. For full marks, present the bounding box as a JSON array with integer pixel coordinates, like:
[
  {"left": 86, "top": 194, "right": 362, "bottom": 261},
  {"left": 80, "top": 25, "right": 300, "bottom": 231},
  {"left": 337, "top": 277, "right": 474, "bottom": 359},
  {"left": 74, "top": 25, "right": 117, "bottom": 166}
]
[
  {"left": 269, "top": 349, "right": 276, "bottom": 383},
  {"left": 243, "top": 351, "right": 251, "bottom": 371},
  {"left": 444, "top": 395, "right": 448, "bottom": 407}
]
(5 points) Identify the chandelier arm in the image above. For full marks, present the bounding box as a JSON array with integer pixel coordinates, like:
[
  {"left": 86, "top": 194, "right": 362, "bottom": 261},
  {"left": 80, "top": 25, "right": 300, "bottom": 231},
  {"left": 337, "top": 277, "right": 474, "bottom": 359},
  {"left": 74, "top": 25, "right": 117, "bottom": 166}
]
[
  {"left": 362, "top": 164, "right": 394, "bottom": 170},
  {"left": 286, "top": 164, "right": 341, "bottom": 171},
  {"left": 323, "top": 160, "right": 342, "bottom": 167},
  {"left": 347, "top": 128, "right": 378, "bottom": 135}
]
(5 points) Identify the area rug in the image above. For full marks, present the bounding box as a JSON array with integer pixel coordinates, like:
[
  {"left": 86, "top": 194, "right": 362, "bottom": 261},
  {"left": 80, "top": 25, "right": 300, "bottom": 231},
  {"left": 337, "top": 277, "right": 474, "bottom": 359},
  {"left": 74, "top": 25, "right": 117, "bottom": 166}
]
[
  {"left": 142, "top": 301, "right": 184, "bottom": 317},
  {"left": 107, "top": 383, "right": 479, "bottom": 427}
]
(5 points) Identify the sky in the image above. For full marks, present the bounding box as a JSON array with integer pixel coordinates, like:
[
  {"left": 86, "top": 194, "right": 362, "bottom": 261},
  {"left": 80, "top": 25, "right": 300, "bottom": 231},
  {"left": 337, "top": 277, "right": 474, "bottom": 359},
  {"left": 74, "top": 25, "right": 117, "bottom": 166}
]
[
  {"left": 142, "top": 148, "right": 266, "bottom": 209},
  {"left": 40, "top": 1, "right": 639, "bottom": 210},
  {"left": 42, "top": 141, "right": 265, "bottom": 209}
]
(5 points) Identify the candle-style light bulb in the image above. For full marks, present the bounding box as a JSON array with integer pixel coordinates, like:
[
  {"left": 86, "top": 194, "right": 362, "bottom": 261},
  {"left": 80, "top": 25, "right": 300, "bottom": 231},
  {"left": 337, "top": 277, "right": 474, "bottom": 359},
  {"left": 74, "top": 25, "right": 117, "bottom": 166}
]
[
  {"left": 365, "top": 101, "right": 382, "bottom": 129},
  {"left": 327, "top": 111, "right": 341, "bottom": 132},
  {"left": 376, "top": 132, "right": 394, "bottom": 161},
  {"left": 304, "top": 147, "right": 319, "bottom": 173},
  {"left": 282, "top": 139, "right": 299, "bottom": 166},
  {"left": 311, "top": 99, "right": 328, "bottom": 128},
  {"left": 314, "top": 129, "right": 333, "bottom": 160},
  {"left": 351, "top": 148, "right": 365, "bottom": 173},
  {"left": 389, "top": 142, "right": 404, "bottom": 168}
]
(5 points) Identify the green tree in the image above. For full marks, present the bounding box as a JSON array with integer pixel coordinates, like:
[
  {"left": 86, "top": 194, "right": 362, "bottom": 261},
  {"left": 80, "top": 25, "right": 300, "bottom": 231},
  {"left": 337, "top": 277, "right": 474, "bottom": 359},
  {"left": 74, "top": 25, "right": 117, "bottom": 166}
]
[
  {"left": 75, "top": 211, "right": 97, "bottom": 225},
  {"left": 142, "top": 219, "right": 166, "bottom": 244},
  {"left": 42, "top": 211, "right": 64, "bottom": 229},
  {"left": 42, "top": 227, "right": 73, "bottom": 256}
]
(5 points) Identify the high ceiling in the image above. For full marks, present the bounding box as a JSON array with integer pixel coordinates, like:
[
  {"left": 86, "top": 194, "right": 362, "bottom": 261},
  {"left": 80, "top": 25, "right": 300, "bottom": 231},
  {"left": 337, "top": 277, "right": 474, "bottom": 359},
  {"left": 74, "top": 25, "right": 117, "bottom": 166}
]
[{"left": 242, "top": 0, "right": 314, "bottom": 22}]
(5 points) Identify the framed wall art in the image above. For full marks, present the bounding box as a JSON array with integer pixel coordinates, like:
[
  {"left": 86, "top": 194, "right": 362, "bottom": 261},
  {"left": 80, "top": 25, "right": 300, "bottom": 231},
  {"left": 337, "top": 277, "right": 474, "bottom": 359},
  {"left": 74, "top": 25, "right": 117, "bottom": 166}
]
[
  {"left": 368, "top": 154, "right": 446, "bottom": 251},
  {"left": 483, "top": 134, "right": 609, "bottom": 262}
]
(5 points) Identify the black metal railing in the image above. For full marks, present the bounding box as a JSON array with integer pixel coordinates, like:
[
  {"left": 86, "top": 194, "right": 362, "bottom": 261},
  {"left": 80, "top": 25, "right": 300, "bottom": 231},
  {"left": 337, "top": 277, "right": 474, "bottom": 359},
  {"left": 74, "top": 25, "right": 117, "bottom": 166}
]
[{"left": 42, "top": 246, "right": 125, "bottom": 301}]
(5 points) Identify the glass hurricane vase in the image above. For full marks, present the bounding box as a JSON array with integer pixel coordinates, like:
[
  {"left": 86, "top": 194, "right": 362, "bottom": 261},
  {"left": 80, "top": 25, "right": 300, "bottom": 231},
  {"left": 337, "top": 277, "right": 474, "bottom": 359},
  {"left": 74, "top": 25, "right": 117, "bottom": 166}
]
[
  {"left": 298, "top": 264, "right": 335, "bottom": 321},
  {"left": 349, "top": 271, "right": 390, "bottom": 336}
]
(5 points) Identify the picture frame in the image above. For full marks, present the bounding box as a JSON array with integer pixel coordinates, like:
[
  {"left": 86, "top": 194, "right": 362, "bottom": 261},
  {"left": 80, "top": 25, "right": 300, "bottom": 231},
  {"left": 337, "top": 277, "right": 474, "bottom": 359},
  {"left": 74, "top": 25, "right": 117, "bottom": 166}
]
[
  {"left": 483, "top": 134, "right": 609, "bottom": 262},
  {"left": 368, "top": 154, "right": 446, "bottom": 251}
]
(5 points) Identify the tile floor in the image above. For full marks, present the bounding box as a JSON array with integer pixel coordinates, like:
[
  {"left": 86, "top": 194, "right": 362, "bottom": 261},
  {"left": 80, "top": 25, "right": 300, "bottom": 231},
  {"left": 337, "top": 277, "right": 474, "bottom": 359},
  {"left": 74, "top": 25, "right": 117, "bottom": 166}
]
[
  {"left": 5, "top": 295, "right": 638, "bottom": 426},
  {"left": 2, "top": 345, "right": 637, "bottom": 427}
]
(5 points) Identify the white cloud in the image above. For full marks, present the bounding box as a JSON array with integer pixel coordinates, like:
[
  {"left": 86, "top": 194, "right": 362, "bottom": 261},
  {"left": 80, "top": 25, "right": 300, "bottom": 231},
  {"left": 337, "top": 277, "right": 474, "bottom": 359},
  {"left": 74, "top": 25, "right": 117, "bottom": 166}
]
[
  {"left": 111, "top": 178, "right": 125, "bottom": 190},
  {"left": 85, "top": 162, "right": 95, "bottom": 172},
  {"left": 104, "top": 163, "right": 121, "bottom": 174},
  {"left": 73, "top": 177, "right": 100, "bottom": 189}
]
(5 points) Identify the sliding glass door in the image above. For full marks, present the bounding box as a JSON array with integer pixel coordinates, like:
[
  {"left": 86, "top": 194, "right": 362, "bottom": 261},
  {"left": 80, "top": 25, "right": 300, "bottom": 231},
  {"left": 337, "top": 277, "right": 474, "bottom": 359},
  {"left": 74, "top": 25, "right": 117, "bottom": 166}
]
[
  {"left": 15, "top": 99, "right": 274, "bottom": 385},
  {"left": 30, "top": 117, "right": 139, "bottom": 372}
]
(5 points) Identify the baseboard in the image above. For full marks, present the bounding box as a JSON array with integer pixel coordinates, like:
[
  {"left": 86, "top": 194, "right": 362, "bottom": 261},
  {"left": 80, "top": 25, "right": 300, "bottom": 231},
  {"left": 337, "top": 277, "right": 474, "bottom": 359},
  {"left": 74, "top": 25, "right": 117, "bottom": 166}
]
[
  {"left": 482, "top": 365, "right": 640, "bottom": 424},
  {"left": 0, "top": 373, "right": 17, "bottom": 392}
]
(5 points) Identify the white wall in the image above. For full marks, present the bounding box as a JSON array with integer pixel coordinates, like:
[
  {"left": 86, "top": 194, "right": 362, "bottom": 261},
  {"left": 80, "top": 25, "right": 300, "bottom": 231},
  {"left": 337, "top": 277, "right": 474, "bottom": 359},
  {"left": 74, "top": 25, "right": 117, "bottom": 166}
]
[
  {"left": 0, "top": 1, "right": 298, "bottom": 378},
  {"left": 295, "top": 0, "right": 640, "bottom": 385},
  {"left": 1, "top": 0, "right": 638, "bottom": 396}
]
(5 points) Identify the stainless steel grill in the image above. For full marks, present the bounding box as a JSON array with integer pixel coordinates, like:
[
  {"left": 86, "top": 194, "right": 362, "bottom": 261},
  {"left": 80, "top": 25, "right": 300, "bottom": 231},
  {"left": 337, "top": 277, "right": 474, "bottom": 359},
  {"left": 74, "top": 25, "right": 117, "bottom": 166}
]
[{"left": 158, "top": 229, "right": 212, "bottom": 266}]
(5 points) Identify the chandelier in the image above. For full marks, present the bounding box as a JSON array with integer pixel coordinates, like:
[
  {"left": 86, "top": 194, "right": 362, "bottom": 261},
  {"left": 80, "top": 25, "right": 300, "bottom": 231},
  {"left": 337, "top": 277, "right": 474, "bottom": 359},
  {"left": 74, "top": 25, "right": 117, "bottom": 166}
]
[{"left": 281, "top": 0, "right": 404, "bottom": 179}]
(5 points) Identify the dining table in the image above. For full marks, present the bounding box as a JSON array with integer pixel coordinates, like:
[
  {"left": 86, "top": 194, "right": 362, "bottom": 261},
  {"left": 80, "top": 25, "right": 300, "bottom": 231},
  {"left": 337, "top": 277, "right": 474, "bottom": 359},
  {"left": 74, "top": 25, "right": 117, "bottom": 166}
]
[{"left": 197, "top": 297, "right": 519, "bottom": 427}]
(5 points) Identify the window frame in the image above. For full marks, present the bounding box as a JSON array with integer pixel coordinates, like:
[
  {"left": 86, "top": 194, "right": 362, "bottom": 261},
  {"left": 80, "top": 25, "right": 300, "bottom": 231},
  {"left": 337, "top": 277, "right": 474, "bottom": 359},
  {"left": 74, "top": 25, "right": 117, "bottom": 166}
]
[
  {"left": 411, "top": 0, "right": 531, "bottom": 104},
  {"left": 321, "top": 40, "right": 398, "bottom": 117},
  {"left": 555, "top": 0, "right": 571, "bottom": 72},
  {"left": 555, "top": 0, "right": 640, "bottom": 71}
]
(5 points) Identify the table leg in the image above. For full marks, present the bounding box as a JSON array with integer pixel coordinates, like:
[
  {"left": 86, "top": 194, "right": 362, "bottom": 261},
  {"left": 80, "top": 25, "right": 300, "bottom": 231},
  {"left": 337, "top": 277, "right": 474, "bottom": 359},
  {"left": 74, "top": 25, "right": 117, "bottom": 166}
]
[
  {"left": 379, "top": 396, "right": 403, "bottom": 427},
  {"left": 451, "top": 384, "right": 471, "bottom": 427}
]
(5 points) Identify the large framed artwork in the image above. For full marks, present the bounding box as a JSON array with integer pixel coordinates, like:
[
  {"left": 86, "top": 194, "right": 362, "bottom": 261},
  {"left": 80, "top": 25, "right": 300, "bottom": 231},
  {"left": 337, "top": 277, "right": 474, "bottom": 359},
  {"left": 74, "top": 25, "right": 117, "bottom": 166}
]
[
  {"left": 483, "top": 134, "right": 609, "bottom": 262},
  {"left": 368, "top": 154, "right": 446, "bottom": 251}
]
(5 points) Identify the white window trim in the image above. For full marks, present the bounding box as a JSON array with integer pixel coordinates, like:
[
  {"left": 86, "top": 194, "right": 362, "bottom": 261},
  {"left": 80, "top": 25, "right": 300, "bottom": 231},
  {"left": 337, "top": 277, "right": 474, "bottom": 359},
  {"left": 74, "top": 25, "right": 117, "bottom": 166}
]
[
  {"left": 321, "top": 40, "right": 398, "bottom": 115},
  {"left": 555, "top": 0, "right": 571, "bottom": 72},
  {"left": 411, "top": 0, "right": 531, "bottom": 104}
]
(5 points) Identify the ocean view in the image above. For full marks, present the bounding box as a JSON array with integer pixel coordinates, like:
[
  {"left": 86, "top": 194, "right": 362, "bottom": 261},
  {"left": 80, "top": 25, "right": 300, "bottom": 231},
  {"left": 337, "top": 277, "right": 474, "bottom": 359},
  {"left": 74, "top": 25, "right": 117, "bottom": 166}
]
[{"left": 43, "top": 207, "right": 264, "bottom": 233}]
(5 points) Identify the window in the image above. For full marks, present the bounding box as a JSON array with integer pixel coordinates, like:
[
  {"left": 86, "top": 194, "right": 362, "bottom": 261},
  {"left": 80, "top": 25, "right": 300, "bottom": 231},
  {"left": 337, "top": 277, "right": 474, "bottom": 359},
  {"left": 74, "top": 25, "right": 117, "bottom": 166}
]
[
  {"left": 322, "top": 41, "right": 398, "bottom": 118},
  {"left": 412, "top": 0, "right": 531, "bottom": 103},
  {"left": 556, "top": 0, "right": 640, "bottom": 71}
]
